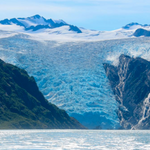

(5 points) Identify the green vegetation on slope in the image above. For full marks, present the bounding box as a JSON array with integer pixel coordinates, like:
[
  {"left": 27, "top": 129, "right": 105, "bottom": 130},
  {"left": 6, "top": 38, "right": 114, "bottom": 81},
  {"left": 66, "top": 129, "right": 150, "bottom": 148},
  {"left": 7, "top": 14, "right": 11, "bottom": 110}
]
[{"left": 0, "top": 59, "right": 85, "bottom": 129}]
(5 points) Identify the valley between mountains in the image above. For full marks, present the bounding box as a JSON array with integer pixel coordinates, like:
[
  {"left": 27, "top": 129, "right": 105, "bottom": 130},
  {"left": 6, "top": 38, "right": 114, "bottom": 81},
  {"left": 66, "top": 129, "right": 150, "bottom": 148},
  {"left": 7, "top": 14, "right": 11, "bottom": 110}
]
[{"left": 1, "top": 15, "right": 150, "bottom": 129}]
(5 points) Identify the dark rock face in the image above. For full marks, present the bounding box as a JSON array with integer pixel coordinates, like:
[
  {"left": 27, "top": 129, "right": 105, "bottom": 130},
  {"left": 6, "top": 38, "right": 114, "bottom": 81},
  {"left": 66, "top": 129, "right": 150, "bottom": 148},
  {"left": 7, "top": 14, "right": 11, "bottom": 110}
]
[
  {"left": 103, "top": 55, "right": 150, "bottom": 129},
  {"left": 26, "top": 25, "right": 51, "bottom": 31},
  {"left": 133, "top": 28, "right": 150, "bottom": 37},
  {"left": 0, "top": 59, "right": 85, "bottom": 129},
  {"left": 0, "top": 18, "right": 26, "bottom": 27},
  {"left": 69, "top": 25, "right": 82, "bottom": 33}
]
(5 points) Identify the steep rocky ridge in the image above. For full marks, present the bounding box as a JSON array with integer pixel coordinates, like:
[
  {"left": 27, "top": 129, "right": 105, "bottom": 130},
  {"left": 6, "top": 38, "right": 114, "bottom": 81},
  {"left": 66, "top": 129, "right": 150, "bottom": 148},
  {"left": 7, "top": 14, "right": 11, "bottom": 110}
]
[{"left": 103, "top": 54, "right": 150, "bottom": 129}]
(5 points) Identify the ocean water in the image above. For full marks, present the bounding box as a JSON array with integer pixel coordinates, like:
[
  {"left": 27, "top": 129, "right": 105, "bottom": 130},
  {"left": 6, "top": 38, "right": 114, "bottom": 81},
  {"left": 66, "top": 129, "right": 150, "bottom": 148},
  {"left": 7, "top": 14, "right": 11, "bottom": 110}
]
[{"left": 0, "top": 130, "right": 150, "bottom": 150}]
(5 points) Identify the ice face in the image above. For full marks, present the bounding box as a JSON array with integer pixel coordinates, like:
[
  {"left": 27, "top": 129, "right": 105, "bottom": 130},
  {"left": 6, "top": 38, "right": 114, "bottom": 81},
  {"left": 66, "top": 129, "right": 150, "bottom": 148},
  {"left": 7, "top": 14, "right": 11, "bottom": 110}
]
[{"left": 1, "top": 35, "right": 150, "bottom": 129}]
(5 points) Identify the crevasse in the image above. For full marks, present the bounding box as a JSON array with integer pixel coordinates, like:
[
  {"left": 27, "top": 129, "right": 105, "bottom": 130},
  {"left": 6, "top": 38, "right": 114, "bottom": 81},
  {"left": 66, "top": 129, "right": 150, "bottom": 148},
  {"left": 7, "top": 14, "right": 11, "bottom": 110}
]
[{"left": 1, "top": 36, "right": 150, "bottom": 128}]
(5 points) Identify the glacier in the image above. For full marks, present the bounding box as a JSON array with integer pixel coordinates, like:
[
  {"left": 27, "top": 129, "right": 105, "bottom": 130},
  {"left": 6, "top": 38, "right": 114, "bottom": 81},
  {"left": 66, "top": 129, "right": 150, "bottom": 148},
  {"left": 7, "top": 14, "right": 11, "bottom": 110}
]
[{"left": 1, "top": 34, "right": 150, "bottom": 129}]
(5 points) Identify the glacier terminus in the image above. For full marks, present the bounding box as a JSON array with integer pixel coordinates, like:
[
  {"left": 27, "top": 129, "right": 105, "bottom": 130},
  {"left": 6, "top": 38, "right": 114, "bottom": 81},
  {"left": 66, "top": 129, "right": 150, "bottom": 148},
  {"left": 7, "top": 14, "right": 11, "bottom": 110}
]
[{"left": 1, "top": 15, "right": 150, "bottom": 129}]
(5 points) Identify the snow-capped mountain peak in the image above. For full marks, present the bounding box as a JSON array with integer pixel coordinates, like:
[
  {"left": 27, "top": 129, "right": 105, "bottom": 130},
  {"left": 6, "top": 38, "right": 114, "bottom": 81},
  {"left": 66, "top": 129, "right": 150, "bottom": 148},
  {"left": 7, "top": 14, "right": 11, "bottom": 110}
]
[
  {"left": 0, "top": 14, "right": 72, "bottom": 32},
  {"left": 123, "top": 22, "right": 141, "bottom": 29},
  {"left": 17, "top": 15, "right": 48, "bottom": 28},
  {"left": 52, "top": 19, "right": 67, "bottom": 24},
  {"left": 27, "top": 14, "right": 42, "bottom": 19},
  {"left": 1, "top": 15, "right": 150, "bottom": 42},
  {"left": 122, "top": 22, "right": 150, "bottom": 30}
]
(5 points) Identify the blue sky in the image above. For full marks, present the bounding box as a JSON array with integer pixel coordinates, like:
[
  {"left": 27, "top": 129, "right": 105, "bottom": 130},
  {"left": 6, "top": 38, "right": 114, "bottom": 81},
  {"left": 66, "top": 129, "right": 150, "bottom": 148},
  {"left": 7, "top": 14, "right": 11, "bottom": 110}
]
[{"left": 0, "top": 0, "right": 150, "bottom": 31}]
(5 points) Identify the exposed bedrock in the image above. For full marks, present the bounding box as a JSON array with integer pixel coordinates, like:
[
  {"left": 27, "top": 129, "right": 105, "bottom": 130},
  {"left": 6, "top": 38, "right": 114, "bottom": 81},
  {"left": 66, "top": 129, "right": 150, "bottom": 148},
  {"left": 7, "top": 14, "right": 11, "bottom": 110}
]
[{"left": 104, "top": 54, "right": 150, "bottom": 129}]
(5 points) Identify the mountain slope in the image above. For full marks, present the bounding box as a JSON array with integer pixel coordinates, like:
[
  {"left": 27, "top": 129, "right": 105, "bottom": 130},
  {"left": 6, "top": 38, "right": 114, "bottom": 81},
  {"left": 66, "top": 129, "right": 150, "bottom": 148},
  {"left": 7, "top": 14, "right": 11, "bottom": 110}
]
[
  {"left": 133, "top": 28, "right": 150, "bottom": 37},
  {"left": 103, "top": 55, "right": 150, "bottom": 129},
  {"left": 0, "top": 59, "right": 85, "bottom": 129}
]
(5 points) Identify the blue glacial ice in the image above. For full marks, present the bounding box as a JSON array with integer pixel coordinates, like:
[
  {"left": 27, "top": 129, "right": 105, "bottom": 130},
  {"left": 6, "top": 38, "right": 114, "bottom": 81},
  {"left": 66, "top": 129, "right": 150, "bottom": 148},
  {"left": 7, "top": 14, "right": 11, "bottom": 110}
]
[{"left": 1, "top": 35, "right": 150, "bottom": 129}]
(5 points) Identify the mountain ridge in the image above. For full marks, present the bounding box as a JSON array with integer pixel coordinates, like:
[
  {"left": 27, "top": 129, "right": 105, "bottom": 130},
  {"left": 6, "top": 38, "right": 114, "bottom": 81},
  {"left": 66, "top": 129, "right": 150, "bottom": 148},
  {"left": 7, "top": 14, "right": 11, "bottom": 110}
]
[
  {"left": 1, "top": 15, "right": 150, "bottom": 41},
  {"left": 0, "top": 14, "right": 82, "bottom": 33},
  {"left": 122, "top": 22, "right": 150, "bottom": 29}
]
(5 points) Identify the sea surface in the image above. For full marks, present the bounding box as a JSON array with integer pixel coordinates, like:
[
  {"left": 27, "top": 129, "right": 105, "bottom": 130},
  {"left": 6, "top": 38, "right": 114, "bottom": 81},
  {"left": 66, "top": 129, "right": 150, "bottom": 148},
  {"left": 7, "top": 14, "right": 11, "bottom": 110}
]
[{"left": 0, "top": 130, "right": 150, "bottom": 150}]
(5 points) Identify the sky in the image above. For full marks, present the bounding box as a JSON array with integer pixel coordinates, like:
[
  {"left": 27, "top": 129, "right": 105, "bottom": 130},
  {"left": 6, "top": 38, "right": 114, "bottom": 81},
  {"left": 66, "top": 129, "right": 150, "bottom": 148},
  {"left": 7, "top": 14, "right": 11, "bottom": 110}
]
[{"left": 0, "top": 0, "right": 150, "bottom": 31}]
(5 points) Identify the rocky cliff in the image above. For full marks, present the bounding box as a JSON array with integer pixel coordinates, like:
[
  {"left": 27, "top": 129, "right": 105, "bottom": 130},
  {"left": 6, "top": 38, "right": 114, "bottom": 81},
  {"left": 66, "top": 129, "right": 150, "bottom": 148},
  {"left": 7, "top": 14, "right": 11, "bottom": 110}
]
[{"left": 103, "top": 54, "right": 150, "bottom": 129}]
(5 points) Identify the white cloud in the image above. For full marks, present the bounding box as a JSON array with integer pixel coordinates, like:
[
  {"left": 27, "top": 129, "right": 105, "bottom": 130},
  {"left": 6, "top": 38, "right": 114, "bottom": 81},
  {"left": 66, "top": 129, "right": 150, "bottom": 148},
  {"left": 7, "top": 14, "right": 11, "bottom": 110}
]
[
  {"left": 0, "top": 4, "right": 72, "bottom": 12},
  {"left": 1, "top": 0, "right": 150, "bottom": 16},
  {"left": 1, "top": 0, "right": 149, "bottom": 15},
  {"left": 0, "top": 24, "right": 24, "bottom": 31}
]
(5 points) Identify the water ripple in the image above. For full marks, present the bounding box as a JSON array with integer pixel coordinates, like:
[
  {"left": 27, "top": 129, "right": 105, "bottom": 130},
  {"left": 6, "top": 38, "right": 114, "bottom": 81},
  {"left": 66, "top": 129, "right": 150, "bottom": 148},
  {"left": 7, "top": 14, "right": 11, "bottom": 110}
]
[{"left": 0, "top": 130, "right": 150, "bottom": 150}]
